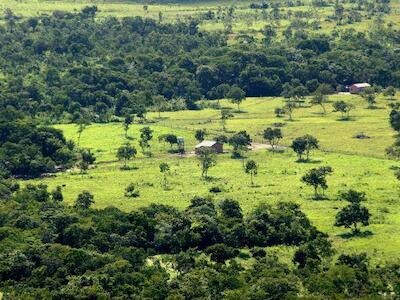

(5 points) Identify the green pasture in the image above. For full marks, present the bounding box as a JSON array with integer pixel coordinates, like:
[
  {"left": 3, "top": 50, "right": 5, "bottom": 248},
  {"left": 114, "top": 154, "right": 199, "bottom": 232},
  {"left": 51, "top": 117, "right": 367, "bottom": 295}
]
[
  {"left": 2, "top": 0, "right": 399, "bottom": 37},
  {"left": 26, "top": 94, "right": 400, "bottom": 262}
]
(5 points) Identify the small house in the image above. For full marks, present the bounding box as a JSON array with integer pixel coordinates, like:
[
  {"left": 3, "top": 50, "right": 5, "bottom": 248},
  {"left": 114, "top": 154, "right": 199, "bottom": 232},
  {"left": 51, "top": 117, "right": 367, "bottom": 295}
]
[
  {"left": 349, "top": 83, "right": 371, "bottom": 94},
  {"left": 195, "top": 140, "right": 223, "bottom": 154}
]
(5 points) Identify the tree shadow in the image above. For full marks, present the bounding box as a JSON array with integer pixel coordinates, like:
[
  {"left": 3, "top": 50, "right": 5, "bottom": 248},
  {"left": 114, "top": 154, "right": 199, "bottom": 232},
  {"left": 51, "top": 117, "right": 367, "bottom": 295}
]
[
  {"left": 336, "top": 117, "right": 356, "bottom": 122},
  {"left": 203, "top": 176, "right": 221, "bottom": 182},
  {"left": 296, "top": 159, "right": 322, "bottom": 164},
  {"left": 311, "top": 195, "right": 329, "bottom": 201},
  {"left": 120, "top": 166, "right": 139, "bottom": 171},
  {"left": 338, "top": 230, "right": 373, "bottom": 239}
]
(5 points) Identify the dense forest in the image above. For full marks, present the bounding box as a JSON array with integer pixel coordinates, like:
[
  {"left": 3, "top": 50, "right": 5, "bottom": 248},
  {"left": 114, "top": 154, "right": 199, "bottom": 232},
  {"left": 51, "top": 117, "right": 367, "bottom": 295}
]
[
  {"left": 0, "top": 6, "right": 398, "bottom": 123},
  {"left": 1, "top": 184, "right": 400, "bottom": 299}
]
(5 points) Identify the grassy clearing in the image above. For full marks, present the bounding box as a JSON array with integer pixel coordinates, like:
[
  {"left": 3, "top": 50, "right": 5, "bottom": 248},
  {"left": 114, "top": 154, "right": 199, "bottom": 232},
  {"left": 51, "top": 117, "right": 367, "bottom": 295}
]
[
  {"left": 27, "top": 94, "right": 400, "bottom": 262},
  {"left": 2, "top": 0, "right": 399, "bottom": 37}
]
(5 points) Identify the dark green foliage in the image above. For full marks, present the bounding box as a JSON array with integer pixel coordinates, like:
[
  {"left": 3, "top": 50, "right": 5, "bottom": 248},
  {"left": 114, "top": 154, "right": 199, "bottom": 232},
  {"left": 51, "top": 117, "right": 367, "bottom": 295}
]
[
  {"left": 74, "top": 191, "right": 95, "bottom": 210},
  {"left": 195, "top": 129, "right": 206, "bottom": 142},
  {"left": 0, "top": 7, "right": 397, "bottom": 124},
  {"left": 0, "top": 119, "right": 75, "bottom": 177},
  {"left": 263, "top": 127, "right": 282, "bottom": 149},
  {"left": 335, "top": 189, "right": 370, "bottom": 233},
  {"left": 291, "top": 134, "right": 319, "bottom": 161},
  {"left": 0, "top": 183, "right": 398, "bottom": 298},
  {"left": 301, "top": 166, "right": 333, "bottom": 198}
]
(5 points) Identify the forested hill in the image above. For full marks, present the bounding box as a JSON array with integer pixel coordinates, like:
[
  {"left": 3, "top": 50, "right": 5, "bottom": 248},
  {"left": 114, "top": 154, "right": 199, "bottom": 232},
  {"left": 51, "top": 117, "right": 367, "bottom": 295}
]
[{"left": 0, "top": 6, "right": 399, "bottom": 122}]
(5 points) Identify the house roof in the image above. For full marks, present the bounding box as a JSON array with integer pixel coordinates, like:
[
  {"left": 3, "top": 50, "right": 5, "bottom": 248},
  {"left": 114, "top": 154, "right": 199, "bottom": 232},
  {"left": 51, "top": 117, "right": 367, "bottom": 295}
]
[
  {"left": 351, "top": 83, "right": 371, "bottom": 88},
  {"left": 195, "top": 140, "right": 219, "bottom": 148}
]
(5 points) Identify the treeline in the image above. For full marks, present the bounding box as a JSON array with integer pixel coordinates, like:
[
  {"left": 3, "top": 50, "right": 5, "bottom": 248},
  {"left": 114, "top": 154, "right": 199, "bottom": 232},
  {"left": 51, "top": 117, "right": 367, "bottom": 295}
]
[
  {"left": 0, "top": 7, "right": 399, "bottom": 122},
  {"left": 0, "top": 109, "right": 76, "bottom": 178},
  {"left": 0, "top": 183, "right": 399, "bottom": 298}
]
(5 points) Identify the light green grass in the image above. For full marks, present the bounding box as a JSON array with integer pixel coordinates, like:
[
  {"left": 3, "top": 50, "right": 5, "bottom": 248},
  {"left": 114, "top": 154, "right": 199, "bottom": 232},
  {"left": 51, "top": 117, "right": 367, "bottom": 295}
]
[
  {"left": 26, "top": 94, "right": 400, "bottom": 262},
  {"left": 2, "top": 0, "right": 399, "bottom": 37}
]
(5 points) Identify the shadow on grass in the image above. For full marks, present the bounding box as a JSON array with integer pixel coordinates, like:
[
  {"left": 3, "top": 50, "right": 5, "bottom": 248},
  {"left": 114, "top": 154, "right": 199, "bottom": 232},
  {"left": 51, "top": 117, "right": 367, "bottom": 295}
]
[
  {"left": 311, "top": 195, "right": 330, "bottom": 201},
  {"left": 336, "top": 117, "right": 356, "bottom": 122},
  {"left": 203, "top": 176, "right": 221, "bottom": 182},
  {"left": 338, "top": 230, "right": 373, "bottom": 239},
  {"left": 296, "top": 159, "right": 322, "bottom": 164},
  {"left": 120, "top": 166, "right": 139, "bottom": 171}
]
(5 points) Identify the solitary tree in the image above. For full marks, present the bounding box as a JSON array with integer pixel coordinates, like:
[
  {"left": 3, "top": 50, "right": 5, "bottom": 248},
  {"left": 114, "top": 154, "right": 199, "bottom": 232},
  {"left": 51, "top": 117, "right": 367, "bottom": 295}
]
[
  {"left": 159, "top": 162, "right": 170, "bottom": 189},
  {"left": 195, "top": 129, "right": 206, "bottom": 142},
  {"left": 311, "top": 92, "right": 328, "bottom": 115},
  {"left": 227, "top": 86, "right": 246, "bottom": 111},
  {"left": 245, "top": 159, "right": 258, "bottom": 186},
  {"left": 332, "top": 101, "right": 354, "bottom": 120},
  {"left": 361, "top": 88, "right": 377, "bottom": 109},
  {"left": 301, "top": 166, "right": 333, "bottom": 199},
  {"left": 284, "top": 101, "right": 296, "bottom": 120},
  {"left": 383, "top": 86, "right": 396, "bottom": 100},
  {"left": 274, "top": 107, "right": 285, "bottom": 118},
  {"left": 78, "top": 149, "right": 96, "bottom": 173},
  {"left": 229, "top": 130, "right": 252, "bottom": 158},
  {"left": 123, "top": 115, "right": 134, "bottom": 138},
  {"left": 117, "top": 143, "right": 137, "bottom": 169},
  {"left": 221, "top": 109, "right": 233, "bottom": 132},
  {"left": 335, "top": 189, "right": 370, "bottom": 234},
  {"left": 263, "top": 127, "right": 283, "bottom": 150},
  {"left": 139, "top": 127, "right": 153, "bottom": 154},
  {"left": 153, "top": 95, "right": 168, "bottom": 118},
  {"left": 125, "top": 183, "right": 140, "bottom": 198},
  {"left": 291, "top": 135, "right": 319, "bottom": 161},
  {"left": 76, "top": 111, "right": 91, "bottom": 146},
  {"left": 74, "top": 191, "right": 94, "bottom": 210},
  {"left": 197, "top": 147, "right": 217, "bottom": 178}
]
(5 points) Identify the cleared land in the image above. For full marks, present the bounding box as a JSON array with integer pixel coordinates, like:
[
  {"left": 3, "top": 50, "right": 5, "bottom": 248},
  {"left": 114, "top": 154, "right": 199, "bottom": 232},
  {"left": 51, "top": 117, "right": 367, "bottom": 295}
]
[
  {"left": 2, "top": 0, "right": 399, "bottom": 39},
  {"left": 28, "top": 94, "right": 400, "bottom": 262}
]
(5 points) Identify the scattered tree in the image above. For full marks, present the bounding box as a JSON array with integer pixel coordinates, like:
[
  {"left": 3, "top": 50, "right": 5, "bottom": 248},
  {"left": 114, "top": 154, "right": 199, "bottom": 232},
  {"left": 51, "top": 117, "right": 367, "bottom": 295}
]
[
  {"left": 76, "top": 112, "right": 91, "bottom": 146},
  {"left": 123, "top": 115, "right": 134, "bottom": 138},
  {"left": 245, "top": 159, "right": 258, "bottom": 186},
  {"left": 301, "top": 166, "right": 333, "bottom": 199},
  {"left": 197, "top": 147, "right": 217, "bottom": 178},
  {"left": 263, "top": 127, "right": 283, "bottom": 150},
  {"left": 139, "top": 127, "right": 153, "bottom": 154},
  {"left": 159, "top": 162, "right": 170, "bottom": 189},
  {"left": 291, "top": 135, "right": 319, "bottom": 161},
  {"left": 332, "top": 101, "right": 354, "bottom": 120},
  {"left": 383, "top": 86, "right": 396, "bottom": 100},
  {"left": 274, "top": 107, "right": 285, "bottom": 118},
  {"left": 311, "top": 92, "right": 328, "bottom": 114},
  {"left": 229, "top": 130, "right": 252, "bottom": 158},
  {"left": 361, "top": 87, "right": 377, "bottom": 109},
  {"left": 221, "top": 109, "right": 233, "bottom": 131},
  {"left": 335, "top": 190, "right": 370, "bottom": 234},
  {"left": 125, "top": 183, "right": 140, "bottom": 198},
  {"left": 117, "top": 143, "right": 137, "bottom": 169},
  {"left": 227, "top": 86, "right": 246, "bottom": 111},
  {"left": 195, "top": 129, "right": 206, "bottom": 142}
]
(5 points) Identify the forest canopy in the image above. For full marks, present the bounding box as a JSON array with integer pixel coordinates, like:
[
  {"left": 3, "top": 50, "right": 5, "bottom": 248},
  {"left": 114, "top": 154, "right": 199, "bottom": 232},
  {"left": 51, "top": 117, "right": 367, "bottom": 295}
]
[{"left": 0, "top": 6, "right": 398, "bottom": 122}]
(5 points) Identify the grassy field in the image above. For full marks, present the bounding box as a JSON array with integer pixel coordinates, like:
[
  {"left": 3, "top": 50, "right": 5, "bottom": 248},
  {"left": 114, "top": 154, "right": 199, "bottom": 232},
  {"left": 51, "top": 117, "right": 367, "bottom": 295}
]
[
  {"left": 2, "top": 0, "right": 399, "bottom": 38},
  {"left": 27, "top": 93, "right": 400, "bottom": 262}
]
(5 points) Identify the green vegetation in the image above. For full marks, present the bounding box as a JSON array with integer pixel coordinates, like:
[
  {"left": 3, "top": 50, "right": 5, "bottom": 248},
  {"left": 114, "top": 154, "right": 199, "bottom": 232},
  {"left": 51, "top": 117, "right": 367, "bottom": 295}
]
[{"left": 1, "top": 0, "right": 400, "bottom": 298}]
